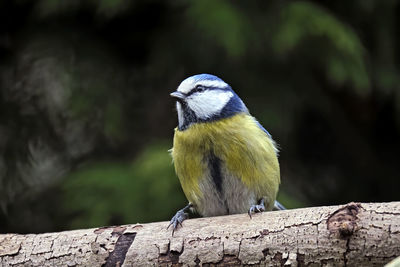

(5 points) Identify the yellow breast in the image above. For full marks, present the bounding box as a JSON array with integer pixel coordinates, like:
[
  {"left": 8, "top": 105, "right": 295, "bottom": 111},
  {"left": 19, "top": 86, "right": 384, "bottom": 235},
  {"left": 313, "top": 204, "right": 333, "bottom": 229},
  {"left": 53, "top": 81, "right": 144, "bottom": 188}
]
[{"left": 171, "top": 113, "right": 280, "bottom": 210}]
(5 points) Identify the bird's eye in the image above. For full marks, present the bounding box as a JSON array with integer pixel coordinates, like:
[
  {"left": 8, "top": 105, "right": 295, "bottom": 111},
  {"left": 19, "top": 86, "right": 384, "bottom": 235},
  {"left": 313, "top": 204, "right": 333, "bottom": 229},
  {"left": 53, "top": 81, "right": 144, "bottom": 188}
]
[{"left": 194, "top": 85, "right": 206, "bottom": 93}]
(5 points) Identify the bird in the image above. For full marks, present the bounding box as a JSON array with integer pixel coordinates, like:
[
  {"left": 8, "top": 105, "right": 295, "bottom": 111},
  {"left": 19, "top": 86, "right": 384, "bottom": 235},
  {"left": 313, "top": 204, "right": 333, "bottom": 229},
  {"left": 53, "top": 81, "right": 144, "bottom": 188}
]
[{"left": 168, "top": 74, "right": 283, "bottom": 234}]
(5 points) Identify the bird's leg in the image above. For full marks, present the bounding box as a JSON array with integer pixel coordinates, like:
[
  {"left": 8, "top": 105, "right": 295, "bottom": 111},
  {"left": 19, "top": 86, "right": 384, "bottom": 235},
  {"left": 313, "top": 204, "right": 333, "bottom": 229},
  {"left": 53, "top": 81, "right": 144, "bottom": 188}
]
[
  {"left": 167, "top": 203, "right": 193, "bottom": 236},
  {"left": 248, "top": 198, "right": 265, "bottom": 218}
]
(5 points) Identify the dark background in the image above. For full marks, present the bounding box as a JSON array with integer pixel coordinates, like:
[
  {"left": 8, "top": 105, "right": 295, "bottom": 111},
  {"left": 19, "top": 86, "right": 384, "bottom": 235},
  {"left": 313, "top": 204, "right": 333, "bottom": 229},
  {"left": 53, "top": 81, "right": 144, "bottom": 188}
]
[{"left": 0, "top": 0, "right": 399, "bottom": 234}]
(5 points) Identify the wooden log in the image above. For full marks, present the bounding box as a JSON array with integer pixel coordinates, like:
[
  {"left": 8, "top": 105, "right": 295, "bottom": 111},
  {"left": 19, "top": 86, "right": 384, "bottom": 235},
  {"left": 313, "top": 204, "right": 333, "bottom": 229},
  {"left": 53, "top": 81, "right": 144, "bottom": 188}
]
[{"left": 0, "top": 202, "right": 399, "bottom": 266}]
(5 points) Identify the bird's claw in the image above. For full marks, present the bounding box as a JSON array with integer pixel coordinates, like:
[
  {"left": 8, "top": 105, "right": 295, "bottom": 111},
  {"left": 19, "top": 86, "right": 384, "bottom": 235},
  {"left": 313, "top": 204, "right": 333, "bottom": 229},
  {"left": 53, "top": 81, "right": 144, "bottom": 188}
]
[
  {"left": 167, "top": 209, "right": 189, "bottom": 236},
  {"left": 248, "top": 204, "right": 265, "bottom": 219}
]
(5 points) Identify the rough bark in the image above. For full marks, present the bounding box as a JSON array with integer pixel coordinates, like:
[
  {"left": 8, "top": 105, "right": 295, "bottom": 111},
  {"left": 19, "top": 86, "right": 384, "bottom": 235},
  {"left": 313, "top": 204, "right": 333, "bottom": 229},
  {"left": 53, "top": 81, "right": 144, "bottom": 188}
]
[{"left": 0, "top": 202, "right": 399, "bottom": 266}]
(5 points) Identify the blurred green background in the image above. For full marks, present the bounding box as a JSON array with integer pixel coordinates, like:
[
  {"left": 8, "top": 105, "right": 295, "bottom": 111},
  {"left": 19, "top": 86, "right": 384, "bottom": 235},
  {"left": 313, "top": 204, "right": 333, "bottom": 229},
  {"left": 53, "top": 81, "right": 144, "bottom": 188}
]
[{"left": 0, "top": 0, "right": 399, "bottom": 234}]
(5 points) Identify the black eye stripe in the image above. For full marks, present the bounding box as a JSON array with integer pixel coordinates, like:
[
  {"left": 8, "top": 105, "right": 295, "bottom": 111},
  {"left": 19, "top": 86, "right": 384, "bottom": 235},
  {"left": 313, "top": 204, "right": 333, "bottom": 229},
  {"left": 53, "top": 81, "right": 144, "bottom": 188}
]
[{"left": 187, "top": 85, "right": 207, "bottom": 96}]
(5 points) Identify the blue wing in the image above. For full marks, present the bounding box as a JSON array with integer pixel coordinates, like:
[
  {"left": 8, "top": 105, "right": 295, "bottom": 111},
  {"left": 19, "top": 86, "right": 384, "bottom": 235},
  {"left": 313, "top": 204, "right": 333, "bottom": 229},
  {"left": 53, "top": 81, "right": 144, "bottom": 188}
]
[
  {"left": 256, "top": 120, "right": 283, "bottom": 210},
  {"left": 255, "top": 120, "right": 272, "bottom": 138}
]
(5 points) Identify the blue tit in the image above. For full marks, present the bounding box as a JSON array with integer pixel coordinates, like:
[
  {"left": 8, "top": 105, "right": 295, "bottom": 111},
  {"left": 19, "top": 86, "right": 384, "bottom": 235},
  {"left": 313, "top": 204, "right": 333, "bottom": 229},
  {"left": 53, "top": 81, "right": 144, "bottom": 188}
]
[{"left": 168, "top": 74, "right": 284, "bottom": 233}]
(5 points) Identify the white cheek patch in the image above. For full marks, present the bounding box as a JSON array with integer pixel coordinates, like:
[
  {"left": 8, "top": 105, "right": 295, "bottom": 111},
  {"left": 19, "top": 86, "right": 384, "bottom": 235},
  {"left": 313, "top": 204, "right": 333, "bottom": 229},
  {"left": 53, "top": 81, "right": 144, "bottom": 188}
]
[
  {"left": 187, "top": 90, "right": 234, "bottom": 119},
  {"left": 177, "top": 77, "right": 228, "bottom": 94},
  {"left": 176, "top": 102, "right": 185, "bottom": 129}
]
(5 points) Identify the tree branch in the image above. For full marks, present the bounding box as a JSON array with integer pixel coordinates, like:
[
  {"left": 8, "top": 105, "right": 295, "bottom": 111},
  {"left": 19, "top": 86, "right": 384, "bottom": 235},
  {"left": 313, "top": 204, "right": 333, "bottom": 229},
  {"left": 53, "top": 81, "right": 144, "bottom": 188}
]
[{"left": 1, "top": 202, "right": 399, "bottom": 266}]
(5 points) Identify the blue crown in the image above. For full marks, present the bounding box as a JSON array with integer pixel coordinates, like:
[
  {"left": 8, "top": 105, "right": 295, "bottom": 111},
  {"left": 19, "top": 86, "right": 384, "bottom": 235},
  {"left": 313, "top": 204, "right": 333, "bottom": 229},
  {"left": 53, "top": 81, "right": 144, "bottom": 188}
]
[{"left": 190, "top": 73, "right": 224, "bottom": 83}]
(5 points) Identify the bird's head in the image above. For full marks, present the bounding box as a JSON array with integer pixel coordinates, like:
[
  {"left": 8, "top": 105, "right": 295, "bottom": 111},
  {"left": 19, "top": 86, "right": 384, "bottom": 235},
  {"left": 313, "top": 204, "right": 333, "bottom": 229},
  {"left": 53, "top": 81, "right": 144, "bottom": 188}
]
[{"left": 171, "top": 74, "right": 248, "bottom": 130}]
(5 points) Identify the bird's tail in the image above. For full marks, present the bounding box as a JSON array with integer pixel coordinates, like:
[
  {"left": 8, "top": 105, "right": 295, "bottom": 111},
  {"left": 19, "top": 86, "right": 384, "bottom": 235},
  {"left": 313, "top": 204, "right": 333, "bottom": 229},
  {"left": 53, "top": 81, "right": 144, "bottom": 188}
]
[{"left": 273, "top": 200, "right": 286, "bottom": 210}]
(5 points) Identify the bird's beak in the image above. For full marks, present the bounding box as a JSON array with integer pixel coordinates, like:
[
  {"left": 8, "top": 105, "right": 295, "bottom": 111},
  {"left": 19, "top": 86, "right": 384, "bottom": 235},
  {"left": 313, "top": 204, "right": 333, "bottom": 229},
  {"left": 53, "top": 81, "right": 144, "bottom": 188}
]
[{"left": 170, "top": 91, "right": 186, "bottom": 101}]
